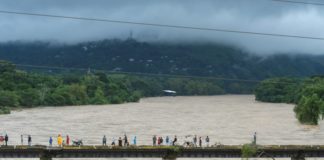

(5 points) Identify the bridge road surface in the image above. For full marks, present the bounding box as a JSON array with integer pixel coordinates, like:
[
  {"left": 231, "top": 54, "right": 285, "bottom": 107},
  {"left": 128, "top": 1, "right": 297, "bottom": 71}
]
[{"left": 1, "top": 145, "right": 324, "bottom": 160}]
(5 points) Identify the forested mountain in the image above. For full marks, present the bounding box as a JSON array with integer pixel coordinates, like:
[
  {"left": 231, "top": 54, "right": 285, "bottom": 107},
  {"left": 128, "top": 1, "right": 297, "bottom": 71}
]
[{"left": 1, "top": 39, "right": 324, "bottom": 80}]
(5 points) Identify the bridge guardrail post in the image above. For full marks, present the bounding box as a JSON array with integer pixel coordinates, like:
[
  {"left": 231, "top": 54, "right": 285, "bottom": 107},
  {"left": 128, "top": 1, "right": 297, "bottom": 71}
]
[
  {"left": 291, "top": 150, "right": 305, "bottom": 160},
  {"left": 162, "top": 147, "right": 181, "bottom": 160},
  {"left": 40, "top": 150, "right": 53, "bottom": 160}
]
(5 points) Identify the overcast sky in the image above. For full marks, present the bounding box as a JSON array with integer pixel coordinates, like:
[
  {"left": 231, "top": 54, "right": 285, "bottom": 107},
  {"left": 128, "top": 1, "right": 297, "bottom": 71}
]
[{"left": 0, "top": 0, "right": 324, "bottom": 54}]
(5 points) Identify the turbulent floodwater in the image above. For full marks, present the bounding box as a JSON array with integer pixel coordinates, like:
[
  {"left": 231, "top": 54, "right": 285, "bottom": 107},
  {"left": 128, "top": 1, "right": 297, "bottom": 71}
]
[{"left": 1, "top": 95, "right": 324, "bottom": 160}]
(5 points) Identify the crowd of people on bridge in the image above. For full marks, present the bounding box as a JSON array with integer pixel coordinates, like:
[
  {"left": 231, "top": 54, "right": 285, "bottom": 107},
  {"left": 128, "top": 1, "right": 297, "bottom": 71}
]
[
  {"left": 102, "top": 134, "right": 212, "bottom": 147},
  {"left": 1, "top": 134, "right": 213, "bottom": 147},
  {"left": 0, "top": 133, "right": 257, "bottom": 147},
  {"left": 0, "top": 134, "right": 30, "bottom": 146}
]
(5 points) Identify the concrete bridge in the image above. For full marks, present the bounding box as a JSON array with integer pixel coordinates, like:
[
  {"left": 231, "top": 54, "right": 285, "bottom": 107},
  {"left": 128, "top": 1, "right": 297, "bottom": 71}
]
[{"left": 1, "top": 145, "right": 324, "bottom": 160}]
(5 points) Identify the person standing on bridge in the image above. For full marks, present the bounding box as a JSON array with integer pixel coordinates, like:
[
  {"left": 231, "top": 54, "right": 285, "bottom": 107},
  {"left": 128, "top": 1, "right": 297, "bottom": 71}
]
[
  {"left": 102, "top": 135, "right": 107, "bottom": 146},
  {"left": 57, "top": 134, "right": 63, "bottom": 147},
  {"left": 193, "top": 135, "right": 197, "bottom": 147},
  {"left": 133, "top": 136, "right": 137, "bottom": 145},
  {"left": 159, "top": 137, "right": 162, "bottom": 145},
  {"left": 124, "top": 134, "right": 128, "bottom": 146},
  {"left": 153, "top": 135, "right": 157, "bottom": 146},
  {"left": 166, "top": 136, "right": 169, "bottom": 145},
  {"left": 253, "top": 132, "right": 257, "bottom": 145},
  {"left": 205, "top": 136, "right": 210, "bottom": 147},
  {"left": 66, "top": 135, "right": 70, "bottom": 146},
  {"left": 4, "top": 134, "right": 8, "bottom": 146},
  {"left": 199, "top": 137, "right": 202, "bottom": 147},
  {"left": 157, "top": 137, "right": 161, "bottom": 145},
  {"left": 111, "top": 137, "right": 116, "bottom": 146},
  {"left": 21, "top": 134, "right": 23, "bottom": 145},
  {"left": 172, "top": 135, "right": 177, "bottom": 146},
  {"left": 28, "top": 135, "right": 32, "bottom": 146},
  {"left": 49, "top": 137, "right": 53, "bottom": 146},
  {"left": 118, "top": 137, "right": 122, "bottom": 147}
]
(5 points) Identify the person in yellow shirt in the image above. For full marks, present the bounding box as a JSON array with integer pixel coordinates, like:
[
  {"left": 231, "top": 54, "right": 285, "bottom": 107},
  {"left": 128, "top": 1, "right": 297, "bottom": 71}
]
[{"left": 57, "top": 134, "right": 63, "bottom": 147}]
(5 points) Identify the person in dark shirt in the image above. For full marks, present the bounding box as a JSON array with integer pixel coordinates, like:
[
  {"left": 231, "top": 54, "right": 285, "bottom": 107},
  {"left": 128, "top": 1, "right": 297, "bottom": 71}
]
[
  {"left": 118, "top": 137, "right": 122, "bottom": 147},
  {"left": 205, "top": 136, "right": 210, "bottom": 147},
  {"left": 28, "top": 135, "right": 32, "bottom": 146},
  {"left": 103, "top": 135, "right": 107, "bottom": 146},
  {"left": 253, "top": 132, "right": 257, "bottom": 145},
  {"left": 4, "top": 134, "right": 8, "bottom": 146},
  {"left": 172, "top": 135, "right": 177, "bottom": 146},
  {"left": 153, "top": 135, "right": 157, "bottom": 146},
  {"left": 124, "top": 134, "right": 128, "bottom": 146}
]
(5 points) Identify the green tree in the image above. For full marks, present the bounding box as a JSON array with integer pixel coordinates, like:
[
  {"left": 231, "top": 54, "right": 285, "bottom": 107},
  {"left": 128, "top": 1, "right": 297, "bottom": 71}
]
[
  {"left": 82, "top": 75, "right": 104, "bottom": 98},
  {"left": 0, "top": 91, "right": 19, "bottom": 107},
  {"left": 90, "top": 88, "right": 107, "bottom": 104},
  {"left": 67, "top": 84, "right": 89, "bottom": 105},
  {"left": 45, "top": 84, "right": 88, "bottom": 106},
  {"left": 18, "top": 89, "right": 40, "bottom": 107},
  {"left": 128, "top": 91, "right": 142, "bottom": 102},
  {"left": 255, "top": 78, "right": 300, "bottom": 103},
  {"left": 294, "top": 94, "right": 324, "bottom": 125},
  {"left": 45, "top": 92, "right": 66, "bottom": 106}
]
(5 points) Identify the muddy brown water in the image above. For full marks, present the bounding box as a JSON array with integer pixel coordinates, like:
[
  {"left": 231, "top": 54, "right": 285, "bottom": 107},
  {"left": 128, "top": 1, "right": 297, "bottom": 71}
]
[{"left": 1, "top": 95, "right": 323, "bottom": 160}]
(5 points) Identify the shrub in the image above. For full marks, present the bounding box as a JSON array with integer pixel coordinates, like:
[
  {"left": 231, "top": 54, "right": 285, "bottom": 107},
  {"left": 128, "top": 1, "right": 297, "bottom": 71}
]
[
  {"left": 0, "top": 107, "right": 11, "bottom": 115},
  {"left": 242, "top": 144, "right": 257, "bottom": 159}
]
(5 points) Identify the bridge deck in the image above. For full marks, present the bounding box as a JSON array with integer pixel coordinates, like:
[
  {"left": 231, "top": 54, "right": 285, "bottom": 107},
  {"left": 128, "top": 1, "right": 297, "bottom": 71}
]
[{"left": 1, "top": 145, "right": 324, "bottom": 159}]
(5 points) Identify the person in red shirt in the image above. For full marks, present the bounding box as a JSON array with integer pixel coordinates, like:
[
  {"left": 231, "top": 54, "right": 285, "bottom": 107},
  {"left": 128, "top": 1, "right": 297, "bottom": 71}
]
[{"left": 66, "top": 135, "right": 70, "bottom": 145}]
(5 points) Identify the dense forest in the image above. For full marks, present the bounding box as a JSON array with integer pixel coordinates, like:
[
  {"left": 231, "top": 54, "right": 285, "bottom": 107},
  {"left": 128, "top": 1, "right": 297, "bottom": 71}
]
[
  {"left": 1, "top": 39, "right": 324, "bottom": 80},
  {"left": 255, "top": 76, "right": 324, "bottom": 125},
  {"left": 0, "top": 60, "right": 253, "bottom": 114}
]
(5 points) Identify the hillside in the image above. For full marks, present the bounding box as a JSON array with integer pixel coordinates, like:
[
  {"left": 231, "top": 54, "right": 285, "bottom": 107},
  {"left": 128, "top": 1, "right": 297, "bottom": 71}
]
[{"left": 1, "top": 39, "right": 324, "bottom": 79}]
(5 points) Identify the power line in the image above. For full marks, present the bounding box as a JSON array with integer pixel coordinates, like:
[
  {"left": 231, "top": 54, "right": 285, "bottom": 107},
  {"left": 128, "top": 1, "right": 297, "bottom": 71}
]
[
  {"left": 0, "top": 10, "right": 323, "bottom": 41},
  {"left": 14, "top": 63, "right": 300, "bottom": 85},
  {"left": 272, "top": 0, "right": 324, "bottom": 6}
]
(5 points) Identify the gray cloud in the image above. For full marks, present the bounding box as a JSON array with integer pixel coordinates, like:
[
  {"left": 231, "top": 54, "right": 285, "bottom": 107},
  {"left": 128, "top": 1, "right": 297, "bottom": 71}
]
[{"left": 0, "top": 0, "right": 324, "bottom": 54}]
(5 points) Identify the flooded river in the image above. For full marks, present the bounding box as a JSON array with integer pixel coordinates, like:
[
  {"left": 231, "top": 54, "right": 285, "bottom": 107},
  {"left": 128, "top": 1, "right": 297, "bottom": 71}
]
[{"left": 1, "top": 95, "right": 324, "bottom": 159}]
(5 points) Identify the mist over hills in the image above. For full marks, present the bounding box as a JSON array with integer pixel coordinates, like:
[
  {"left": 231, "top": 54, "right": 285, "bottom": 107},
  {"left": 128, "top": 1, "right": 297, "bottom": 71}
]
[{"left": 1, "top": 39, "right": 324, "bottom": 80}]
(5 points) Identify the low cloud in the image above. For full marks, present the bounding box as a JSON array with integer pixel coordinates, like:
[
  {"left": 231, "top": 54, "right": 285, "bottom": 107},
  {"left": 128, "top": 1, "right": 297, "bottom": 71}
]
[{"left": 0, "top": 0, "right": 323, "bottom": 54}]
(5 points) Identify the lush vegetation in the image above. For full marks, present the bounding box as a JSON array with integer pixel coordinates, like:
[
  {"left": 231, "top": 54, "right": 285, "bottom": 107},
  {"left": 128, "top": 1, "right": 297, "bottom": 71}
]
[
  {"left": 241, "top": 144, "right": 258, "bottom": 159},
  {"left": 255, "top": 78, "right": 302, "bottom": 103},
  {"left": 0, "top": 60, "right": 252, "bottom": 114},
  {"left": 255, "top": 76, "right": 324, "bottom": 125},
  {"left": 0, "top": 60, "right": 140, "bottom": 113},
  {"left": 1, "top": 39, "right": 324, "bottom": 80}
]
